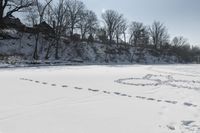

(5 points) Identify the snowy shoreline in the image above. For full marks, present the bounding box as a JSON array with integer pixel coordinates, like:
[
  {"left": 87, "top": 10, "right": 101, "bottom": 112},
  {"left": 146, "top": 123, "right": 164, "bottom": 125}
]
[{"left": 0, "top": 61, "right": 189, "bottom": 69}]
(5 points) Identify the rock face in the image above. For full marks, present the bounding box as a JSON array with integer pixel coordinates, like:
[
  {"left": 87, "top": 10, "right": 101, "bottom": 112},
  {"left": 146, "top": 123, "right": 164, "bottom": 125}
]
[
  {"left": 1, "top": 18, "right": 55, "bottom": 36},
  {"left": 3, "top": 16, "right": 25, "bottom": 29}
]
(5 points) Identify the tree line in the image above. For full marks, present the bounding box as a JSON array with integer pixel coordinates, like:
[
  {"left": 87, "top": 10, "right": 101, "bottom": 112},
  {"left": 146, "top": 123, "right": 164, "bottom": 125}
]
[{"left": 0, "top": 0, "right": 200, "bottom": 62}]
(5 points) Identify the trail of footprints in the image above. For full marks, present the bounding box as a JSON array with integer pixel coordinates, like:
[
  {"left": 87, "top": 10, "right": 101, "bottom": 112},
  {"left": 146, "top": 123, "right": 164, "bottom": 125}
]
[{"left": 20, "top": 78, "right": 198, "bottom": 108}]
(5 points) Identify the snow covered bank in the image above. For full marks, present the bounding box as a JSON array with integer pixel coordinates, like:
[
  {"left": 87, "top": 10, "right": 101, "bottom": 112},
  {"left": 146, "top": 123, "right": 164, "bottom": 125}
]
[
  {"left": 0, "top": 29, "right": 179, "bottom": 65},
  {"left": 0, "top": 65, "right": 200, "bottom": 133}
]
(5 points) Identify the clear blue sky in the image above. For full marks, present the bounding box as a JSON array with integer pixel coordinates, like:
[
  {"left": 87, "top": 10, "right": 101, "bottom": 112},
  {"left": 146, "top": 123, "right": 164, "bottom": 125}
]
[{"left": 82, "top": 0, "right": 200, "bottom": 46}]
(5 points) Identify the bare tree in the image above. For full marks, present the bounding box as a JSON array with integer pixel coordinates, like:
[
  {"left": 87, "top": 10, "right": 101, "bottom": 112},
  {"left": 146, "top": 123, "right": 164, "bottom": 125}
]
[
  {"left": 102, "top": 10, "right": 125, "bottom": 44},
  {"left": 171, "top": 36, "right": 189, "bottom": 48},
  {"left": 149, "top": 21, "right": 169, "bottom": 49},
  {"left": 96, "top": 28, "right": 108, "bottom": 44},
  {"left": 27, "top": 0, "right": 54, "bottom": 26},
  {"left": 129, "top": 21, "right": 149, "bottom": 46},
  {"left": 121, "top": 22, "right": 128, "bottom": 43},
  {"left": 78, "top": 10, "right": 98, "bottom": 39},
  {"left": 114, "top": 18, "right": 127, "bottom": 44},
  {"left": 51, "top": 0, "right": 70, "bottom": 59},
  {"left": 44, "top": 0, "right": 55, "bottom": 27},
  {"left": 26, "top": 7, "right": 38, "bottom": 26},
  {"left": 65, "top": 0, "right": 85, "bottom": 36},
  {"left": 35, "top": 0, "right": 53, "bottom": 24},
  {"left": 27, "top": 0, "right": 53, "bottom": 60},
  {"left": 0, "top": 0, "right": 33, "bottom": 25}
]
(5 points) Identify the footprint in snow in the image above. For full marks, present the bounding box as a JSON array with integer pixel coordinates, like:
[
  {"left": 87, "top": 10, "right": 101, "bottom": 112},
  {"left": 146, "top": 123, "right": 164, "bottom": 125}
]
[
  {"left": 136, "top": 96, "right": 146, "bottom": 99},
  {"left": 167, "top": 125, "right": 176, "bottom": 131},
  {"left": 114, "top": 92, "right": 121, "bottom": 95},
  {"left": 157, "top": 100, "right": 162, "bottom": 102},
  {"left": 165, "top": 100, "right": 178, "bottom": 104},
  {"left": 184, "top": 102, "right": 197, "bottom": 107},
  {"left": 120, "top": 94, "right": 128, "bottom": 97},
  {"left": 74, "top": 87, "right": 83, "bottom": 90},
  {"left": 42, "top": 82, "right": 47, "bottom": 85},
  {"left": 88, "top": 88, "right": 99, "bottom": 92},
  {"left": 127, "top": 95, "right": 132, "bottom": 98},
  {"left": 62, "top": 85, "right": 68, "bottom": 88},
  {"left": 147, "top": 98, "right": 155, "bottom": 101},
  {"left": 182, "top": 120, "right": 195, "bottom": 126},
  {"left": 103, "top": 91, "right": 111, "bottom": 94}
]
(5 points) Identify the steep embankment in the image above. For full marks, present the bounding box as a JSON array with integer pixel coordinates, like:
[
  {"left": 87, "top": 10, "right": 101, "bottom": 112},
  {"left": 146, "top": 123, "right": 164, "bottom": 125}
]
[{"left": 0, "top": 29, "right": 178, "bottom": 66}]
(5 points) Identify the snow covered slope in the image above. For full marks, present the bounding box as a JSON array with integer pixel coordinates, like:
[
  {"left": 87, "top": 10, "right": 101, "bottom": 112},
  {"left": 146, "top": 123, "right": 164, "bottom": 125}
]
[
  {"left": 0, "top": 29, "right": 178, "bottom": 64},
  {"left": 0, "top": 65, "right": 199, "bottom": 133}
]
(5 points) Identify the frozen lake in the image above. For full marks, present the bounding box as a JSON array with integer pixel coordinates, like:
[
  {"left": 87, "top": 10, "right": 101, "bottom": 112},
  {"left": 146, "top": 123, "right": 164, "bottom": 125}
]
[{"left": 0, "top": 65, "right": 200, "bottom": 133}]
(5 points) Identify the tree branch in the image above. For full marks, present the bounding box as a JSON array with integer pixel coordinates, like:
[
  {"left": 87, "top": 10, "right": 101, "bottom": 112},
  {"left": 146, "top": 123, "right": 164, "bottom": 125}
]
[{"left": 6, "top": 1, "right": 33, "bottom": 18}]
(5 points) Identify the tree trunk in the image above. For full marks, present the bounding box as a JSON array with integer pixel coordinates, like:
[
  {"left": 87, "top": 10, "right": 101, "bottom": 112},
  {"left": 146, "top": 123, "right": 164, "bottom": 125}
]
[
  {"left": 0, "top": 10, "right": 3, "bottom": 21},
  {"left": 109, "top": 32, "right": 112, "bottom": 45},
  {"left": 33, "top": 34, "right": 39, "bottom": 60},
  {"left": 71, "top": 25, "right": 74, "bottom": 37},
  {"left": 0, "top": 1, "right": 4, "bottom": 27},
  {"left": 55, "top": 39, "right": 59, "bottom": 60},
  {"left": 45, "top": 41, "right": 54, "bottom": 60},
  {"left": 0, "top": 0, "right": 3, "bottom": 18},
  {"left": 116, "top": 35, "right": 119, "bottom": 45}
]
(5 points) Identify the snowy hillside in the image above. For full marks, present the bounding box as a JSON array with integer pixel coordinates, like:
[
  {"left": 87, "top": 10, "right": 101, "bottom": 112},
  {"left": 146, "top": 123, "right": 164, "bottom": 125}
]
[
  {"left": 0, "top": 29, "right": 178, "bottom": 66},
  {"left": 0, "top": 65, "right": 200, "bottom": 133}
]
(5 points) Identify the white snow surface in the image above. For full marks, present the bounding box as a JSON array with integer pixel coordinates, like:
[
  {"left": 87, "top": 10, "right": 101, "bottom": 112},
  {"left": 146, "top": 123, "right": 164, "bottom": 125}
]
[{"left": 0, "top": 65, "right": 200, "bottom": 133}]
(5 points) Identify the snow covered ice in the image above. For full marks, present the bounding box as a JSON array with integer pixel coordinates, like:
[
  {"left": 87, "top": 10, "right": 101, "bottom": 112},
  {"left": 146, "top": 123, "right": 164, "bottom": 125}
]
[{"left": 0, "top": 65, "right": 200, "bottom": 133}]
